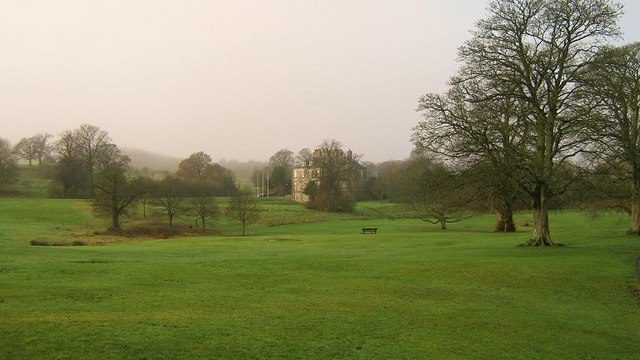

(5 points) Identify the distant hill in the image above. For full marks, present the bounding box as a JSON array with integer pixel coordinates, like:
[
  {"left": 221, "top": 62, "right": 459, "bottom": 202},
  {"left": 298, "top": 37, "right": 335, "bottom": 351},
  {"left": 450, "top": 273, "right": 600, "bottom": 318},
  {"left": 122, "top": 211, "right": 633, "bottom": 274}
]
[
  {"left": 120, "top": 148, "right": 181, "bottom": 172},
  {"left": 218, "top": 159, "right": 267, "bottom": 183}
]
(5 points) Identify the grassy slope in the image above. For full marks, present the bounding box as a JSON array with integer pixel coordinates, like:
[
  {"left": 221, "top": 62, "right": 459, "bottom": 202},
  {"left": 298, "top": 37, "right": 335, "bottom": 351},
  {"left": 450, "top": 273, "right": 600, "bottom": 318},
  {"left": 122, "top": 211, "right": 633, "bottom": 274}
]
[{"left": 0, "top": 171, "right": 639, "bottom": 359}]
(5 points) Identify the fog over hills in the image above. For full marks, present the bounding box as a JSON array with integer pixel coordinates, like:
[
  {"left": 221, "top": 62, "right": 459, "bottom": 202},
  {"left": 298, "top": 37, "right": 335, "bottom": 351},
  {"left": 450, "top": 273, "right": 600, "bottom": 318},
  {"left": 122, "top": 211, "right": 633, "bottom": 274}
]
[
  {"left": 121, "top": 147, "right": 267, "bottom": 182},
  {"left": 120, "top": 148, "right": 180, "bottom": 172}
]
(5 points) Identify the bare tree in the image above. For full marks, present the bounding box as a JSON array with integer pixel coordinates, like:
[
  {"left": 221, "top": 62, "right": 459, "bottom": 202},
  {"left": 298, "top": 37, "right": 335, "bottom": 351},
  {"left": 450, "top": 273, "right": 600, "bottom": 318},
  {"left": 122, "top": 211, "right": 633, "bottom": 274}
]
[
  {"left": 456, "top": 0, "right": 622, "bottom": 246},
  {"left": 93, "top": 155, "right": 141, "bottom": 231},
  {"left": 578, "top": 42, "right": 640, "bottom": 234},
  {"left": 226, "top": 187, "right": 260, "bottom": 236},
  {"left": 176, "top": 151, "right": 213, "bottom": 181},
  {"left": 0, "top": 137, "right": 18, "bottom": 185},
  {"left": 74, "top": 124, "right": 112, "bottom": 194},
  {"left": 51, "top": 130, "right": 90, "bottom": 198},
  {"left": 156, "top": 177, "right": 187, "bottom": 229},
  {"left": 414, "top": 82, "right": 526, "bottom": 232},
  {"left": 189, "top": 184, "right": 220, "bottom": 232},
  {"left": 13, "top": 137, "right": 37, "bottom": 166},
  {"left": 307, "top": 140, "right": 361, "bottom": 212},
  {"left": 32, "top": 133, "right": 52, "bottom": 165},
  {"left": 403, "top": 157, "right": 472, "bottom": 230},
  {"left": 296, "top": 148, "right": 313, "bottom": 165}
]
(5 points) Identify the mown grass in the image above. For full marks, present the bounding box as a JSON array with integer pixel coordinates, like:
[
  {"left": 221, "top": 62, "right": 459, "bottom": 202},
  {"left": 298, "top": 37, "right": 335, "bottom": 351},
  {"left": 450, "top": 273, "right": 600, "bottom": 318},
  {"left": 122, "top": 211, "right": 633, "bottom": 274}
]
[{"left": 0, "top": 170, "right": 639, "bottom": 359}]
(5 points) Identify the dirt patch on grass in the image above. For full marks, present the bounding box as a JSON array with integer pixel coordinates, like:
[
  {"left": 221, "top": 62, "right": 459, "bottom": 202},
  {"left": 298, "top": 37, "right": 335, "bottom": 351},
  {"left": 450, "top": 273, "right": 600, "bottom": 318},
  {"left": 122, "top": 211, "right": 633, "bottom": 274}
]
[
  {"left": 70, "top": 259, "right": 112, "bottom": 264},
  {"left": 268, "top": 237, "right": 301, "bottom": 242},
  {"left": 94, "top": 224, "right": 219, "bottom": 239},
  {"left": 30, "top": 239, "right": 87, "bottom": 246},
  {"left": 0, "top": 189, "right": 24, "bottom": 197}
]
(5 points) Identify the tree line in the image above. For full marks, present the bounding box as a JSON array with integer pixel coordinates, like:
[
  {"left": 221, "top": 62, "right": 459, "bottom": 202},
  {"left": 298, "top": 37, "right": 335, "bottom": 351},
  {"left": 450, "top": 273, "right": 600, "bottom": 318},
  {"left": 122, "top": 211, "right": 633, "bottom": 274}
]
[{"left": 0, "top": 125, "right": 259, "bottom": 235}]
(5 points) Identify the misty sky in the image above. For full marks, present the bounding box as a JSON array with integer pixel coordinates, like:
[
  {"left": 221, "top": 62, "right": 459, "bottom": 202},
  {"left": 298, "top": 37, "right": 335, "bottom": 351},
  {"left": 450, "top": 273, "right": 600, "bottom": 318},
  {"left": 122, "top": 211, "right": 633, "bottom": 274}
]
[{"left": 2, "top": 1, "right": 639, "bottom": 162}]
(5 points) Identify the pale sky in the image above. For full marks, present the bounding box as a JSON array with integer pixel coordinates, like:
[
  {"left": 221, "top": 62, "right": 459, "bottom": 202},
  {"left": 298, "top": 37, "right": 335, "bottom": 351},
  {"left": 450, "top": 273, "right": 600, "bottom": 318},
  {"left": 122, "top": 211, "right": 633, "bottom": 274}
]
[{"left": 1, "top": 1, "right": 639, "bottom": 162}]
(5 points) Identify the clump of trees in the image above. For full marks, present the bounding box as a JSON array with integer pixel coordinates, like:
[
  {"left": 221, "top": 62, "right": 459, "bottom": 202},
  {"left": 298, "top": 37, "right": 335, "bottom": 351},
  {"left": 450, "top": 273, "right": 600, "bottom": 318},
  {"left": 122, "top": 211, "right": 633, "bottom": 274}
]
[
  {"left": 412, "top": 0, "right": 627, "bottom": 246},
  {"left": 50, "top": 125, "right": 115, "bottom": 198},
  {"left": 13, "top": 133, "right": 52, "bottom": 166},
  {"left": 20, "top": 124, "right": 243, "bottom": 233}
]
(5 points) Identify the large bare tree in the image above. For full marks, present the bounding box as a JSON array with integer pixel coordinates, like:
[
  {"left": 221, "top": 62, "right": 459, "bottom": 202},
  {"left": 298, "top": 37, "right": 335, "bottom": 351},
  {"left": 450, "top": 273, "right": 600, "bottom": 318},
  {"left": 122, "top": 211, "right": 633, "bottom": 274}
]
[
  {"left": 414, "top": 82, "right": 526, "bottom": 232},
  {"left": 457, "top": 0, "right": 622, "bottom": 246},
  {"left": 579, "top": 42, "right": 640, "bottom": 233}
]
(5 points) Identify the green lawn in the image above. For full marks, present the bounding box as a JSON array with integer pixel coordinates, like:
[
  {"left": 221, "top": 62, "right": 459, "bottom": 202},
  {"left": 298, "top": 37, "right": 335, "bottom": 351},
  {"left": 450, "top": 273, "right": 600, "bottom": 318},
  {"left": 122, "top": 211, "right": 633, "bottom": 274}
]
[{"left": 1, "top": 187, "right": 639, "bottom": 358}]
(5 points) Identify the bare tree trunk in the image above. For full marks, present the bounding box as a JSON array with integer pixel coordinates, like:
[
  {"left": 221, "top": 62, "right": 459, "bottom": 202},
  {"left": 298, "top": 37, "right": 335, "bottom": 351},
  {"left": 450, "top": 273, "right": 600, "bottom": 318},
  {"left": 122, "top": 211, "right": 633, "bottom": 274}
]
[
  {"left": 241, "top": 221, "right": 246, "bottom": 236},
  {"left": 112, "top": 213, "right": 120, "bottom": 231},
  {"left": 169, "top": 215, "right": 174, "bottom": 229},
  {"left": 526, "top": 185, "right": 554, "bottom": 246},
  {"left": 496, "top": 201, "right": 516, "bottom": 232},
  {"left": 495, "top": 212, "right": 506, "bottom": 232},
  {"left": 201, "top": 217, "right": 206, "bottom": 232},
  {"left": 439, "top": 216, "right": 447, "bottom": 230},
  {"left": 630, "top": 182, "right": 640, "bottom": 235}
]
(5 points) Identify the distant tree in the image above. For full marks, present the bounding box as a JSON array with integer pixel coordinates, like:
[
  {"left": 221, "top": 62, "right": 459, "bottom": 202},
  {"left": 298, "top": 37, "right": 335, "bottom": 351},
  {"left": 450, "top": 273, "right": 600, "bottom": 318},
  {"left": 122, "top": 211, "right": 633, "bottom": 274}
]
[
  {"left": 269, "top": 165, "right": 290, "bottom": 196},
  {"left": 93, "top": 155, "right": 141, "bottom": 230},
  {"left": 369, "top": 160, "right": 406, "bottom": 201},
  {"left": 578, "top": 42, "right": 640, "bottom": 234},
  {"left": 32, "top": 133, "right": 52, "bottom": 165},
  {"left": 270, "top": 149, "right": 295, "bottom": 169},
  {"left": 156, "top": 176, "right": 187, "bottom": 229},
  {"left": 176, "top": 151, "right": 212, "bottom": 181},
  {"left": 49, "top": 126, "right": 119, "bottom": 198},
  {"left": 176, "top": 152, "right": 235, "bottom": 195},
  {"left": 13, "top": 136, "right": 37, "bottom": 166},
  {"left": 296, "top": 148, "right": 313, "bottom": 165},
  {"left": 0, "top": 137, "right": 18, "bottom": 185},
  {"left": 134, "top": 176, "right": 157, "bottom": 219},
  {"left": 403, "top": 157, "right": 472, "bottom": 230},
  {"left": 54, "top": 130, "right": 78, "bottom": 159},
  {"left": 268, "top": 149, "right": 295, "bottom": 196},
  {"left": 51, "top": 131, "right": 89, "bottom": 198},
  {"left": 189, "top": 184, "right": 219, "bottom": 232},
  {"left": 307, "top": 140, "right": 361, "bottom": 212},
  {"left": 74, "top": 124, "right": 112, "bottom": 194},
  {"left": 226, "top": 187, "right": 260, "bottom": 236}
]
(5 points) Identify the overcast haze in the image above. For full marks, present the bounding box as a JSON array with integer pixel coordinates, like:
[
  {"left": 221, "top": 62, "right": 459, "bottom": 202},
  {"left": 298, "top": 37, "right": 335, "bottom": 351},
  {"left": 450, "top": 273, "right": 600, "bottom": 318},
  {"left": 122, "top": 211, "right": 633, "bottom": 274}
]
[{"left": 2, "top": 1, "right": 639, "bottom": 162}]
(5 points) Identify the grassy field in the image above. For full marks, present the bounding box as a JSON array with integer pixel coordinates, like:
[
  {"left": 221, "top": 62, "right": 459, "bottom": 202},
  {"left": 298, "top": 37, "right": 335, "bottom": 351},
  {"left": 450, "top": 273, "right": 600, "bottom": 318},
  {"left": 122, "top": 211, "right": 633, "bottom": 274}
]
[{"left": 1, "top": 170, "right": 639, "bottom": 359}]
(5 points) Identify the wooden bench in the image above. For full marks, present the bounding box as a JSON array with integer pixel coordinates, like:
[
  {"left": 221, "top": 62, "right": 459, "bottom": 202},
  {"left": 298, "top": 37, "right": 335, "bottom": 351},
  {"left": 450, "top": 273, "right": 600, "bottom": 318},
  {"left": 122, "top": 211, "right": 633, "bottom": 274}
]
[{"left": 362, "top": 227, "right": 378, "bottom": 234}]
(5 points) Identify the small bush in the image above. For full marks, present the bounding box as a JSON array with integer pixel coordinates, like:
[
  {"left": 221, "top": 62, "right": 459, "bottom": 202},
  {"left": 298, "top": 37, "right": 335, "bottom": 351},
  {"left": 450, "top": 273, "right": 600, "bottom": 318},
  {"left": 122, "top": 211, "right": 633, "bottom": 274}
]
[{"left": 71, "top": 240, "right": 86, "bottom": 246}]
